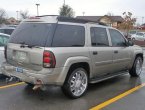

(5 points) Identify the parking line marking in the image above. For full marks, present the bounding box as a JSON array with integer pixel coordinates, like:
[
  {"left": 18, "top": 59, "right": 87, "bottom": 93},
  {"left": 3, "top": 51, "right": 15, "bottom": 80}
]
[
  {"left": 90, "top": 83, "right": 145, "bottom": 110},
  {"left": 0, "top": 82, "right": 25, "bottom": 89}
]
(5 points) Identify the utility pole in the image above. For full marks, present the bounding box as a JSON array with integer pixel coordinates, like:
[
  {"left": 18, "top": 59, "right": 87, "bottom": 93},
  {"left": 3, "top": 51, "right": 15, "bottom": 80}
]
[
  {"left": 142, "top": 17, "right": 144, "bottom": 24},
  {"left": 16, "top": 11, "right": 19, "bottom": 20},
  {"left": 36, "top": 3, "right": 40, "bottom": 16},
  {"left": 64, "top": 0, "right": 65, "bottom": 5},
  {"left": 82, "top": 12, "right": 85, "bottom": 16}
]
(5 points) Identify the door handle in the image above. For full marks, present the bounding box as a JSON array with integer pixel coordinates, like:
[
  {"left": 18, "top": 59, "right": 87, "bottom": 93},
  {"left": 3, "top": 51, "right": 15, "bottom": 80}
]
[
  {"left": 93, "top": 51, "right": 98, "bottom": 55},
  {"left": 114, "top": 50, "right": 118, "bottom": 54}
]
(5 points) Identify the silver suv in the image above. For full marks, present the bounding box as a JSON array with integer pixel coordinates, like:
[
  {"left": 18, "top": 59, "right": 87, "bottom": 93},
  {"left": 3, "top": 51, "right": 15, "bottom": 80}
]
[{"left": 1, "top": 16, "right": 143, "bottom": 98}]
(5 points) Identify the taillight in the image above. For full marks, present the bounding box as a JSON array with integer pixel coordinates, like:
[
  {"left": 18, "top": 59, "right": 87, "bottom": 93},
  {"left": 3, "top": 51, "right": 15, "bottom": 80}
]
[
  {"left": 4, "top": 46, "right": 7, "bottom": 59},
  {"left": 43, "top": 51, "right": 56, "bottom": 68}
]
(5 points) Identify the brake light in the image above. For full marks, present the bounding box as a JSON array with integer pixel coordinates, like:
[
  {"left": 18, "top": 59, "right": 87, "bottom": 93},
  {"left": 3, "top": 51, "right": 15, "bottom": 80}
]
[
  {"left": 4, "top": 46, "right": 7, "bottom": 59},
  {"left": 43, "top": 51, "right": 56, "bottom": 68}
]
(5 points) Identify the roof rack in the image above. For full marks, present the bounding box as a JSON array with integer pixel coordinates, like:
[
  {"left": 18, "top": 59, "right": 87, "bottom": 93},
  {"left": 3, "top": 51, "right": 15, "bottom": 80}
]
[
  {"left": 35, "top": 15, "right": 107, "bottom": 26},
  {"left": 57, "top": 16, "right": 107, "bottom": 26},
  {"left": 36, "top": 15, "right": 58, "bottom": 17}
]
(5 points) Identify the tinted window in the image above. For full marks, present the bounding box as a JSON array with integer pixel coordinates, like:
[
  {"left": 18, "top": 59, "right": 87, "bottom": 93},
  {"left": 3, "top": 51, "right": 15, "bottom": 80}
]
[
  {"left": 9, "top": 23, "right": 55, "bottom": 47},
  {"left": 52, "top": 24, "right": 85, "bottom": 47},
  {"left": 109, "top": 29, "right": 126, "bottom": 46},
  {"left": 137, "top": 33, "right": 144, "bottom": 36},
  {"left": 0, "top": 29, "right": 4, "bottom": 34},
  {"left": 90, "top": 27, "right": 109, "bottom": 46},
  {"left": 0, "top": 35, "right": 9, "bottom": 47},
  {"left": 5, "top": 29, "right": 14, "bottom": 35}
]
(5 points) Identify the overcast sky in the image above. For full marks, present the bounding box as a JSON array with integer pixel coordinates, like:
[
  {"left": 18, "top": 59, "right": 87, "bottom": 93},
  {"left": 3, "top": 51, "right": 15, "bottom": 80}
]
[{"left": 0, "top": 0, "right": 144, "bottom": 24}]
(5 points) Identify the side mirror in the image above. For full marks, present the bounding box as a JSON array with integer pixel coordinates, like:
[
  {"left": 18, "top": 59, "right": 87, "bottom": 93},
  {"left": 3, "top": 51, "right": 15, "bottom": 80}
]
[{"left": 127, "top": 40, "right": 134, "bottom": 46}]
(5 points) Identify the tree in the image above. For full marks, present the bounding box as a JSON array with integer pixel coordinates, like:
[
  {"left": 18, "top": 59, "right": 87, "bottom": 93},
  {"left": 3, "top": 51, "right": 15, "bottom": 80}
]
[
  {"left": 0, "top": 8, "right": 7, "bottom": 25},
  {"left": 59, "top": 5, "right": 75, "bottom": 17},
  {"left": 20, "top": 10, "right": 29, "bottom": 19},
  {"left": 119, "top": 12, "right": 136, "bottom": 32}
]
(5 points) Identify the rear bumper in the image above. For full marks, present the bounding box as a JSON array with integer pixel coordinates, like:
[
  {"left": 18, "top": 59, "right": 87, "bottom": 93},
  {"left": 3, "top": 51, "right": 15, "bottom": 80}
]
[{"left": 1, "top": 62, "right": 69, "bottom": 86}]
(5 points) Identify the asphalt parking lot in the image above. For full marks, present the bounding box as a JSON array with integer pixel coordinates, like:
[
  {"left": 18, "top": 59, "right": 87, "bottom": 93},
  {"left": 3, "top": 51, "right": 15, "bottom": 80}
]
[{"left": 0, "top": 51, "right": 145, "bottom": 110}]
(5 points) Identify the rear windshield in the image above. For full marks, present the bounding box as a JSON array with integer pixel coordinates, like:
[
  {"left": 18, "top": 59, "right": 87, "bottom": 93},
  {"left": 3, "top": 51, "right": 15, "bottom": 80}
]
[{"left": 9, "top": 23, "right": 55, "bottom": 47}]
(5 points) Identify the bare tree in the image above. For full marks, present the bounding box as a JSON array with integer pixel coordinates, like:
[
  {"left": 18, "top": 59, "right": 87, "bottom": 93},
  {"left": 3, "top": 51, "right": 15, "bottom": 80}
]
[
  {"left": 0, "top": 8, "right": 6, "bottom": 24},
  {"left": 119, "top": 12, "right": 136, "bottom": 32},
  {"left": 20, "top": 10, "right": 29, "bottom": 20},
  {"left": 59, "top": 5, "right": 75, "bottom": 17}
]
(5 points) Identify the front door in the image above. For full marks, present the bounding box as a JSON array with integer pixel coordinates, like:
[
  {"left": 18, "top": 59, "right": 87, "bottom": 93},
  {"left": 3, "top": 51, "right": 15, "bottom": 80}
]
[{"left": 109, "top": 29, "right": 131, "bottom": 72}]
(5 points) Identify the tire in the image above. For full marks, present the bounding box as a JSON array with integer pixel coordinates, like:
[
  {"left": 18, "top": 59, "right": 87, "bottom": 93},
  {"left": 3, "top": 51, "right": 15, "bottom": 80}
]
[
  {"left": 25, "top": 82, "right": 34, "bottom": 87},
  {"left": 132, "top": 38, "right": 135, "bottom": 41},
  {"left": 62, "top": 68, "right": 88, "bottom": 99},
  {"left": 129, "top": 56, "right": 143, "bottom": 77}
]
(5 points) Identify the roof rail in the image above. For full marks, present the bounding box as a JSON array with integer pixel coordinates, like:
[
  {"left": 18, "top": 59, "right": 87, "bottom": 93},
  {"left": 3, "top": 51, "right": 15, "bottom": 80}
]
[
  {"left": 57, "top": 16, "right": 107, "bottom": 26},
  {"left": 36, "top": 15, "right": 58, "bottom": 17}
]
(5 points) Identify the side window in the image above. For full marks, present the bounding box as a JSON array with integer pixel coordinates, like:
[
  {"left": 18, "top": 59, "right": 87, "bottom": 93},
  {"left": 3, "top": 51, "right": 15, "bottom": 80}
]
[
  {"left": 0, "top": 35, "right": 9, "bottom": 47},
  {"left": 109, "top": 29, "right": 126, "bottom": 47},
  {"left": 90, "top": 27, "right": 109, "bottom": 46},
  {"left": 52, "top": 24, "right": 85, "bottom": 47}
]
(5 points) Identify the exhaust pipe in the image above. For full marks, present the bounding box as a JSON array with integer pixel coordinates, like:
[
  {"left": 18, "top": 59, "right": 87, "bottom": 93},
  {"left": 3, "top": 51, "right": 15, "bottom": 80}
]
[
  {"left": 33, "top": 85, "right": 42, "bottom": 90},
  {"left": 32, "top": 79, "right": 43, "bottom": 90}
]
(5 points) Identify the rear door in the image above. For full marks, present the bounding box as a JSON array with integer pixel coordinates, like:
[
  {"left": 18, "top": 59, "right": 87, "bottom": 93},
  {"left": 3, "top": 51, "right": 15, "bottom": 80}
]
[
  {"left": 89, "top": 26, "right": 113, "bottom": 77},
  {"left": 7, "top": 23, "right": 56, "bottom": 71},
  {"left": 108, "top": 29, "right": 131, "bottom": 72}
]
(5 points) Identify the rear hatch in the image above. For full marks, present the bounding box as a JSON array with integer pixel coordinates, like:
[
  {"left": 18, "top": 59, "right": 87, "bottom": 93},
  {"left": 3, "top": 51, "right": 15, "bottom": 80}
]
[{"left": 7, "top": 22, "right": 56, "bottom": 71}]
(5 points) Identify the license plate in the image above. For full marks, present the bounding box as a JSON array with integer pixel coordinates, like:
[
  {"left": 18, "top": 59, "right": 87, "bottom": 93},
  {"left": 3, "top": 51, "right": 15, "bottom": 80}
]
[{"left": 16, "top": 67, "right": 23, "bottom": 73}]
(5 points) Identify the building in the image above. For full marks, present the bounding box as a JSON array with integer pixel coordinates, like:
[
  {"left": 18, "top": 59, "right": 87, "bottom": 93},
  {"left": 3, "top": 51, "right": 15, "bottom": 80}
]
[{"left": 76, "top": 15, "right": 124, "bottom": 28}]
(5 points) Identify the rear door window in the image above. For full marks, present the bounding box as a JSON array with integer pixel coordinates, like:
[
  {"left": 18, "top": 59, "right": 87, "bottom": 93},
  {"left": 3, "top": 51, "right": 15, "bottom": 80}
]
[
  {"left": 9, "top": 23, "right": 56, "bottom": 47},
  {"left": 52, "top": 24, "right": 85, "bottom": 47},
  {"left": 90, "top": 27, "right": 109, "bottom": 46}
]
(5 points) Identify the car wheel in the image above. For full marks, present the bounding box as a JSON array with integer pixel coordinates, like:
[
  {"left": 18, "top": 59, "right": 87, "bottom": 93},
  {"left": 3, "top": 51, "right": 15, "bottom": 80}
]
[
  {"left": 62, "top": 68, "right": 88, "bottom": 99},
  {"left": 129, "top": 56, "right": 143, "bottom": 77},
  {"left": 132, "top": 38, "right": 135, "bottom": 40},
  {"left": 25, "top": 82, "right": 34, "bottom": 87}
]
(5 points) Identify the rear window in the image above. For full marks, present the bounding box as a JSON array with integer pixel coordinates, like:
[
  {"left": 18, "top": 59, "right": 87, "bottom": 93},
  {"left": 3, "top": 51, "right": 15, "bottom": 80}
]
[
  {"left": 0, "top": 29, "right": 14, "bottom": 35},
  {"left": 5, "top": 29, "right": 14, "bottom": 35},
  {"left": 9, "top": 23, "right": 56, "bottom": 47},
  {"left": 52, "top": 24, "right": 85, "bottom": 47},
  {"left": 136, "top": 33, "right": 144, "bottom": 36}
]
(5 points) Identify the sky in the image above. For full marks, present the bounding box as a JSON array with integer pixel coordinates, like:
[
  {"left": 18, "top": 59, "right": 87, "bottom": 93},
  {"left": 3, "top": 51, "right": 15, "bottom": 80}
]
[{"left": 0, "top": 0, "right": 144, "bottom": 24}]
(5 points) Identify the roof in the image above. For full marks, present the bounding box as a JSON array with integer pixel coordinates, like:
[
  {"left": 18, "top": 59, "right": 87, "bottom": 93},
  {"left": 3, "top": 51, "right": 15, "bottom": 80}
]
[
  {"left": 76, "top": 16, "right": 124, "bottom": 22},
  {"left": 108, "top": 16, "right": 124, "bottom": 22}
]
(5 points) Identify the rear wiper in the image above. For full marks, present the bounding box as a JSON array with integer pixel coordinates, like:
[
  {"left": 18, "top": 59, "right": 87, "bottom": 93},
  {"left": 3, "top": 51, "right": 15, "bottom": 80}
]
[
  {"left": 19, "top": 42, "right": 41, "bottom": 49},
  {"left": 27, "top": 45, "right": 41, "bottom": 49},
  {"left": 20, "top": 42, "right": 26, "bottom": 48}
]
